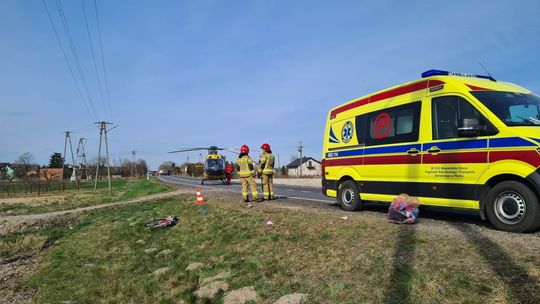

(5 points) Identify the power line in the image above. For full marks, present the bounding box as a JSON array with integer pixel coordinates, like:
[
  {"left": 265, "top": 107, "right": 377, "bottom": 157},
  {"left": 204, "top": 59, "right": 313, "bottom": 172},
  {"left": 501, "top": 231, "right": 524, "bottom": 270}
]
[
  {"left": 42, "top": 0, "right": 96, "bottom": 121},
  {"left": 81, "top": 0, "right": 107, "bottom": 119},
  {"left": 94, "top": 0, "right": 113, "bottom": 120},
  {"left": 55, "top": 0, "right": 99, "bottom": 119}
]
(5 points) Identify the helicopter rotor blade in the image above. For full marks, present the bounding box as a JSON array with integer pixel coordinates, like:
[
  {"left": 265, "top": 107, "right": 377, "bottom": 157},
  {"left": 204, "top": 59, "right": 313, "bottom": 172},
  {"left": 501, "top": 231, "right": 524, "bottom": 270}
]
[{"left": 168, "top": 147, "right": 210, "bottom": 153}]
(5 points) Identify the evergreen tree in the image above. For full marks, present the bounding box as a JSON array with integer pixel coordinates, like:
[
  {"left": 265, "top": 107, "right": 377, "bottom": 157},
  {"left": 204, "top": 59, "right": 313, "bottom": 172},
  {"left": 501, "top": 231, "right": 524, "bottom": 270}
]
[{"left": 48, "top": 152, "right": 64, "bottom": 168}]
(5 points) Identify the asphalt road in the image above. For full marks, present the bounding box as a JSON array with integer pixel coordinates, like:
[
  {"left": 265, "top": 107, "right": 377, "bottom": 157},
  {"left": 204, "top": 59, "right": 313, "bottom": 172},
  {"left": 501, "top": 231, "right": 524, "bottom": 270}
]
[
  {"left": 157, "top": 175, "right": 334, "bottom": 203},
  {"left": 158, "top": 174, "right": 489, "bottom": 226}
]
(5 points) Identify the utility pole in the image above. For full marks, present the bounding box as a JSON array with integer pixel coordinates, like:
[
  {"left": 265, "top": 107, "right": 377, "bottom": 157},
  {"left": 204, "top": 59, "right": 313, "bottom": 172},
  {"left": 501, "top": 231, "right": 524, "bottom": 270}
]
[
  {"left": 76, "top": 138, "right": 88, "bottom": 180},
  {"left": 131, "top": 150, "right": 136, "bottom": 177},
  {"left": 62, "top": 131, "right": 77, "bottom": 188},
  {"left": 297, "top": 141, "right": 303, "bottom": 177},
  {"left": 94, "top": 121, "right": 113, "bottom": 194}
]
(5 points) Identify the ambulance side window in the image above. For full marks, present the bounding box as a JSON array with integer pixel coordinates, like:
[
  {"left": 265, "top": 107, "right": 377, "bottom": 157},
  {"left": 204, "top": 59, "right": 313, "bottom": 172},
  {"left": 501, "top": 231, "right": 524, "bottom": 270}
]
[
  {"left": 432, "top": 96, "right": 492, "bottom": 140},
  {"left": 359, "top": 101, "right": 421, "bottom": 146}
]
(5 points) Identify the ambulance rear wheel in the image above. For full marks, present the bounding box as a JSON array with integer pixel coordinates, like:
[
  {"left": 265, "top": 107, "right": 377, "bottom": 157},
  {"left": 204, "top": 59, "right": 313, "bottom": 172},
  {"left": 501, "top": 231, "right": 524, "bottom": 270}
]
[
  {"left": 338, "top": 180, "right": 363, "bottom": 211},
  {"left": 486, "top": 181, "right": 540, "bottom": 233}
]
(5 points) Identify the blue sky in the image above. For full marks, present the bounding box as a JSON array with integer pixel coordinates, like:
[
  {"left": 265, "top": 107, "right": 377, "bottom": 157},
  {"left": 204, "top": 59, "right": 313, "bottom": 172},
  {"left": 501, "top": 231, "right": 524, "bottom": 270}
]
[{"left": 1, "top": 0, "right": 539, "bottom": 169}]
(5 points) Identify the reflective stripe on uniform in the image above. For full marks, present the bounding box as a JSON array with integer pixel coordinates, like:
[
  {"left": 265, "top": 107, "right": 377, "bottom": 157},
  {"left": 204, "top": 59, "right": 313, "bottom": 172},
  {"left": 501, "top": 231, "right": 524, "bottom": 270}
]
[
  {"left": 237, "top": 155, "right": 254, "bottom": 177},
  {"left": 239, "top": 170, "right": 252, "bottom": 177},
  {"left": 259, "top": 153, "right": 275, "bottom": 175}
]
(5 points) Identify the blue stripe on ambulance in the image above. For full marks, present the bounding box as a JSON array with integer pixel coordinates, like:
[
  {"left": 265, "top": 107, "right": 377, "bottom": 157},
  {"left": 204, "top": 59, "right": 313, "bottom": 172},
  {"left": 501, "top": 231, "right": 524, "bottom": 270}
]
[
  {"left": 423, "top": 139, "right": 487, "bottom": 151},
  {"left": 489, "top": 137, "right": 537, "bottom": 148},
  {"left": 325, "top": 137, "right": 534, "bottom": 159},
  {"left": 364, "top": 144, "right": 421, "bottom": 156}
]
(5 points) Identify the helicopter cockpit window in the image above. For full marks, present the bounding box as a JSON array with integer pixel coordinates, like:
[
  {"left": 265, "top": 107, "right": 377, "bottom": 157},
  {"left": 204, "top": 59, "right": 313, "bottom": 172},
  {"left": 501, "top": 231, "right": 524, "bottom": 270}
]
[{"left": 206, "top": 158, "right": 225, "bottom": 171}]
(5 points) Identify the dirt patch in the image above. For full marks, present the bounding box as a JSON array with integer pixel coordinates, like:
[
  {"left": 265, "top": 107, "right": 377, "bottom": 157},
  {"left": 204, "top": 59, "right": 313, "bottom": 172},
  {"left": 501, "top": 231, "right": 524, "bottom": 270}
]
[
  {"left": 0, "top": 213, "right": 84, "bottom": 236},
  {"left": 273, "top": 293, "right": 309, "bottom": 304},
  {"left": 0, "top": 256, "right": 41, "bottom": 304},
  {"left": 223, "top": 286, "right": 257, "bottom": 304},
  {"left": 186, "top": 262, "right": 205, "bottom": 271},
  {"left": 152, "top": 267, "right": 170, "bottom": 276},
  {"left": 194, "top": 280, "right": 229, "bottom": 299},
  {"left": 199, "top": 271, "right": 231, "bottom": 286}
]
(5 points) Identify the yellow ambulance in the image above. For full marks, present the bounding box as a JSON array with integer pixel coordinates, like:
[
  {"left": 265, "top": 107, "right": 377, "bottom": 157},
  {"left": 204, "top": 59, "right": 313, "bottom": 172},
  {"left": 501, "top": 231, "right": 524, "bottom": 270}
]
[{"left": 322, "top": 70, "right": 540, "bottom": 232}]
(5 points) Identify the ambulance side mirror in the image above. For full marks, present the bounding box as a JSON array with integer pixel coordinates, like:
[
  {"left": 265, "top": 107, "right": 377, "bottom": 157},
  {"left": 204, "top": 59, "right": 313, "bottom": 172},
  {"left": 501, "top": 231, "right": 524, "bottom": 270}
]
[{"left": 458, "top": 118, "right": 486, "bottom": 137}]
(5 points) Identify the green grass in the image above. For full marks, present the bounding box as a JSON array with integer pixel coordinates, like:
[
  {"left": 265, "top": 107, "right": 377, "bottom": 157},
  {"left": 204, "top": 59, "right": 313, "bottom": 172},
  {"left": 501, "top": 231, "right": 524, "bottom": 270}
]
[
  {"left": 0, "top": 179, "right": 172, "bottom": 215},
  {"left": 8, "top": 195, "right": 537, "bottom": 303}
]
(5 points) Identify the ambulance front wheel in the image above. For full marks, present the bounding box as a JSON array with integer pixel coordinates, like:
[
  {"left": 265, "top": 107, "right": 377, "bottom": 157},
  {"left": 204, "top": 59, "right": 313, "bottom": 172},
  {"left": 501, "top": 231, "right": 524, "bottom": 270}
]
[
  {"left": 486, "top": 181, "right": 540, "bottom": 233},
  {"left": 337, "top": 180, "right": 364, "bottom": 211}
]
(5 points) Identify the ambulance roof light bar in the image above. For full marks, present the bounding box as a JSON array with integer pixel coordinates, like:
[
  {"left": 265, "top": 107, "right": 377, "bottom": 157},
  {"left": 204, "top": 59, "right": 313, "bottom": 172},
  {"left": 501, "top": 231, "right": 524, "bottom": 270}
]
[{"left": 421, "top": 69, "right": 496, "bottom": 82}]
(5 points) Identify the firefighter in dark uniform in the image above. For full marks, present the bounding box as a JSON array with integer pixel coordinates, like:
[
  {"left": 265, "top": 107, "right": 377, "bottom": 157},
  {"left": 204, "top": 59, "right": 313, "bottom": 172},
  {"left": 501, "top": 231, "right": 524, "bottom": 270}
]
[
  {"left": 236, "top": 145, "right": 259, "bottom": 206},
  {"left": 258, "top": 143, "right": 275, "bottom": 200}
]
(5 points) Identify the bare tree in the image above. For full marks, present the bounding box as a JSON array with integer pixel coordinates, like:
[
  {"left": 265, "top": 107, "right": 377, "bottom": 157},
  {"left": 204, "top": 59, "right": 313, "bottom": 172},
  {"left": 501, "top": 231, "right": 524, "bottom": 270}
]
[
  {"left": 158, "top": 161, "right": 176, "bottom": 175},
  {"left": 14, "top": 152, "right": 35, "bottom": 178},
  {"left": 136, "top": 159, "right": 148, "bottom": 177}
]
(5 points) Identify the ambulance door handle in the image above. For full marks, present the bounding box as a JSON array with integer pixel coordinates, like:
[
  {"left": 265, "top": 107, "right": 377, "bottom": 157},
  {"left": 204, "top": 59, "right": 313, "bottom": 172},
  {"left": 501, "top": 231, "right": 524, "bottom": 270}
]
[
  {"left": 407, "top": 148, "right": 419, "bottom": 155},
  {"left": 427, "top": 147, "right": 441, "bottom": 154}
]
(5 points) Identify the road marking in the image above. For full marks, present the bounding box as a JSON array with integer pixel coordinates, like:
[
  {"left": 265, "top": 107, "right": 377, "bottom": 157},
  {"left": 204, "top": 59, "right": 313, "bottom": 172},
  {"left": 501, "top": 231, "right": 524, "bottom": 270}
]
[{"left": 300, "top": 190, "right": 311, "bottom": 193}]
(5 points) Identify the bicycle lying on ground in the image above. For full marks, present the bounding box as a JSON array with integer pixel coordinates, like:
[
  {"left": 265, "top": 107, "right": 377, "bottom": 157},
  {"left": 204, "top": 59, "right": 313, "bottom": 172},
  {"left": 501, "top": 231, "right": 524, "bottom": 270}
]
[{"left": 144, "top": 215, "right": 178, "bottom": 229}]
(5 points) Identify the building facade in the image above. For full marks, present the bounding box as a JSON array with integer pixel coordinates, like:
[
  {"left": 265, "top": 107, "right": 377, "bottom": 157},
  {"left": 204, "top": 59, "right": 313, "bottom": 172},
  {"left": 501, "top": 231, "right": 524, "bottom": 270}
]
[{"left": 286, "top": 157, "right": 321, "bottom": 177}]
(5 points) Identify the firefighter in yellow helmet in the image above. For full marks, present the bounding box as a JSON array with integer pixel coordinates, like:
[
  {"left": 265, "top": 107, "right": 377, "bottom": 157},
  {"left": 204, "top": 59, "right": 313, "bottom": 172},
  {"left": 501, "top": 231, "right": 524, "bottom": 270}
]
[
  {"left": 236, "top": 145, "right": 259, "bottom": 206},
  {"left": 258, "top": 143, "right": 275, "bottom": 200}
]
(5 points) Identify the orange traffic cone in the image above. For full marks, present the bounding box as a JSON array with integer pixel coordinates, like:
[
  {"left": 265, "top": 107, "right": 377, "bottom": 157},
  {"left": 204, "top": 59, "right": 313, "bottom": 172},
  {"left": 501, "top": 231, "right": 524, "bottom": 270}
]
[{"left": 196, "top": 188, "right": 208, "bottom": 213}]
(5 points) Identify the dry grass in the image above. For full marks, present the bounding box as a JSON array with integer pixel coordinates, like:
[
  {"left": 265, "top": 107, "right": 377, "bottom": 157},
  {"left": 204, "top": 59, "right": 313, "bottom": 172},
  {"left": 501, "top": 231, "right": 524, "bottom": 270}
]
[
  {"left": 0, "top": 179, "right": 171, "bottom": 216},
  {"left": 3, "top": 193, "right": 534, "bottom": 303}
]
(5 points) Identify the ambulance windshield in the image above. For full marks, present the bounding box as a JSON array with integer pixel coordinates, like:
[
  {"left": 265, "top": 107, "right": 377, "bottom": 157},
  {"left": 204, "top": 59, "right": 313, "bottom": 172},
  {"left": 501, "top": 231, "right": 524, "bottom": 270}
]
[{"left": 471, "top": 91, "right": 540, "bottom": 126}]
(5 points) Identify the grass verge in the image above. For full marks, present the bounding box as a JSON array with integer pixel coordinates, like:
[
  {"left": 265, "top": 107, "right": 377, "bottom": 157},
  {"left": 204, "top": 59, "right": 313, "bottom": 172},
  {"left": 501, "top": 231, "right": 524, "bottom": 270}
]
[
  {"left": 12, "top": 195, "right": 539, "bottom": 303},
  {"left": 0, "top": 179, "right": 172, "bottom": 216}
]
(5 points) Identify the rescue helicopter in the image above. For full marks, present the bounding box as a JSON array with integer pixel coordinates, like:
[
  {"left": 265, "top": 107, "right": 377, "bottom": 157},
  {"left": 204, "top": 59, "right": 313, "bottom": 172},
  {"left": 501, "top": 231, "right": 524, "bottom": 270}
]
[{"left": 168, "top": 146, "right": 236, "bottom": 185}]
